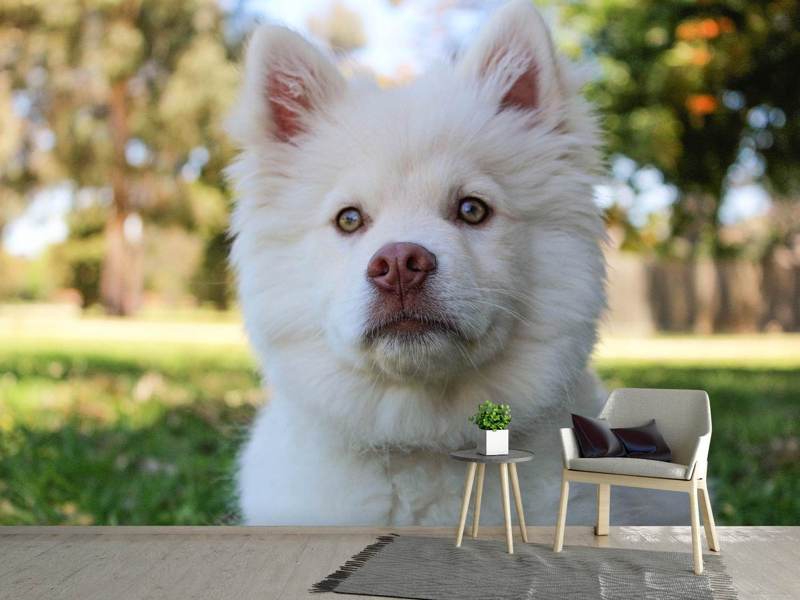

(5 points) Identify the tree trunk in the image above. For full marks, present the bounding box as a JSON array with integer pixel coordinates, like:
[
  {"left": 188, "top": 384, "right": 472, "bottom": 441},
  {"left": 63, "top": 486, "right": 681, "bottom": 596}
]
[
  {"left": 100, "top": 208, "right": 143, "bottom": 316},
  {"left": 100, "top": 79, "right": 143, "bottom": 316},
  {"left": 792, "top": 264, "right": 800, "bottom": 331},
  {"left": 712, "top": 258, "right": 733, "bottom": 332}
]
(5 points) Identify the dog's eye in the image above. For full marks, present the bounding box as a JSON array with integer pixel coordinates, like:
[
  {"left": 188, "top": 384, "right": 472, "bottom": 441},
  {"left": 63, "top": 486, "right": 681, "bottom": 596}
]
[
  {"left": 457, "top": 197, "right": 490, "bottom": 225},
  {"left": 336, "top": 207, "right": 364, "bottom": 233}
]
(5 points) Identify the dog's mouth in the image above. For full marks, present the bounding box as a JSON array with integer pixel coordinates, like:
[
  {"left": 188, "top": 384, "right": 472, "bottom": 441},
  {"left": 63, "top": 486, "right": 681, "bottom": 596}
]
[
  {"left": 358, "top": 306, "right": 502, "bottom": 378},
  {"left": 363, "top": 311, "right": 463, "bottom": 341}
]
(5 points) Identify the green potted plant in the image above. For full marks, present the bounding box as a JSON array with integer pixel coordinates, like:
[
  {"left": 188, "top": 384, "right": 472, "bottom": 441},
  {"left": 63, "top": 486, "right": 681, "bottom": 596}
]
[{"left": 469, "top": 401, "right": 511, "bottom": 455}]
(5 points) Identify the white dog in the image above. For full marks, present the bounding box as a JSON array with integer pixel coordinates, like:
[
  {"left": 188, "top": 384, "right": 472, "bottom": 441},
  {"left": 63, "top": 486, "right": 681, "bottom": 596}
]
[{"left": 227, "top": 1, "right": 682, "bottom": 526}]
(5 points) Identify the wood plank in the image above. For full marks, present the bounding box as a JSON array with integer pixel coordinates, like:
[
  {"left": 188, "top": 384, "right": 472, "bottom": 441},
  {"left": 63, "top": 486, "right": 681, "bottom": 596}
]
[
  {"left": 0, "top": 532, "right": 67, "bottom": 579},
  {"left": 3, "top": 532, "right": 102, "bottom": 600},
  {"left": 0, "top": 527, "right": 797, "bottom": 599},
  {"left": 77, "top": 535, "right": 191, "bottom": 600}
]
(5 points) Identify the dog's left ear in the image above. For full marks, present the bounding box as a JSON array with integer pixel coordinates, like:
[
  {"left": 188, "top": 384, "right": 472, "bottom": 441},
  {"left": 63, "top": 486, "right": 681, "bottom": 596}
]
[
  {"left": 228, "top": 25, "right": 346, "bottom": 147},
  {"left": 457, "top": 0, "right": 563, "bottom": 123}
]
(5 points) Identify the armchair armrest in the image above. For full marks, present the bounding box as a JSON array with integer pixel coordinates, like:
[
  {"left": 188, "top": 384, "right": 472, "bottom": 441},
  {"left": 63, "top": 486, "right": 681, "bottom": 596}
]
[
  {"left": 687, "top": 432, "right": 711, "bottom": 479},
  {"left": 559, "top": 427, "right": 579, "bottom": 468}
]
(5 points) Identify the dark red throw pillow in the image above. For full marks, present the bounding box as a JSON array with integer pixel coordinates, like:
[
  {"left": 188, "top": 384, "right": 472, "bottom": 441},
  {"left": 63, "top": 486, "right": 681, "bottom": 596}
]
[
  {"left": 612, "top": 419, "right": 672, "bottom": 462},
  {"left": 571, "top": 414, "right": 625, "bottom": 458}
]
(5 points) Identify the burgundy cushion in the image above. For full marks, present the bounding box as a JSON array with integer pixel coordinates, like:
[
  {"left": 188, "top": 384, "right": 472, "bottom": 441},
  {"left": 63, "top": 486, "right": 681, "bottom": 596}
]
[
  {"left": 612, "top": 419, "right": 672, "bottom": 462},
  {"left": 571, "top": 414, "right": 625, "bottom": 458}
]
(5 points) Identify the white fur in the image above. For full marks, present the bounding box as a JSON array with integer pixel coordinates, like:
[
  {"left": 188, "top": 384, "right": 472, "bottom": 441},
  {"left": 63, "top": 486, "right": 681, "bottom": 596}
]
[{"left": 227, "top": 1, "right": 683, "bottom": 526}]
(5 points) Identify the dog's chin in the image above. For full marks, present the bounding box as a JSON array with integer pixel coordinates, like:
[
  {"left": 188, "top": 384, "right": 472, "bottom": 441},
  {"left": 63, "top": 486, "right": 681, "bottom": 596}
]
[
  {"left": 360, "top": 317, "right": 476, "bottom": 380},
  {"left": 365, "top": 330, "right": 463, "bottom": 379}
]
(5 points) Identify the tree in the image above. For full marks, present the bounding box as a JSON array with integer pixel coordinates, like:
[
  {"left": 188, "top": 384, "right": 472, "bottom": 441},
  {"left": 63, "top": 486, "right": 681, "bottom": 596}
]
[
  {"left": 0, "top": 74, "right": 25, "bottom": 236},
  {"left": 558, "top": 0, "right": 800, "bottom": 331},
  {"left": 0, "top": 0, "right": 238, "bottom": 314},
  {"left": 562, "top": 0, "right": 800, "bottom": 258},
  {"left": 308, "top": 2, "right": 366, "bottom": 53}
]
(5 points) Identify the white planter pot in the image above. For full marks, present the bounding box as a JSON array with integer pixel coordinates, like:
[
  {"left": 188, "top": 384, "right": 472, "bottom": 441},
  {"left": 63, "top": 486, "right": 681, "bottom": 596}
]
[{"left": 477, "top": 429, "right": 509, "bottom": 455}]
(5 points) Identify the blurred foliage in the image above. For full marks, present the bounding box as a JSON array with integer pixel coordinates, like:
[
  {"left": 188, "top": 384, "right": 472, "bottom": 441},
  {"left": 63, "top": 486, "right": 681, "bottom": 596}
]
[
  {"left": 1, "top": 0, "right": 799, "bottom": 315},
  {"left": 0, "top": 0, "right": 241, "bottom": 313},
  {"left": 54, "top": 237, "right": 105, "bottom": 308},
  {"left": 562, "top": 0, "right": 800, "bottom": 258},
  {"left": 52, "top": 204, "right": 107, "bottom": 307},
  {"left": 142, "top": 226, "right": 203, "bottom": 306},
  {"left": 0, "top": 250, "right": 57, "bottom": 301},
  {"left": 308, "top": 1, "right": 366, "bottom": 53},
  {"left": 191, "top": 229, "right": 234, "bottom": 310}
]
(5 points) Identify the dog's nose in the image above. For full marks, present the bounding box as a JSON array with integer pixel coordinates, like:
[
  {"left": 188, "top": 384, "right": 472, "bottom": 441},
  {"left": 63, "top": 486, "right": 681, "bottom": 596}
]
[{"left": 367, "top": 242, "right": 437, "bottom": 294}]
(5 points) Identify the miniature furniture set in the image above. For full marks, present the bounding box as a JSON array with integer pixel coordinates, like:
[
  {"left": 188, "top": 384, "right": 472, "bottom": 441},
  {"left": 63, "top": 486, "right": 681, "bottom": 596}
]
[{"left": 453, "top": 387, "right": 720, "bottom": 576}]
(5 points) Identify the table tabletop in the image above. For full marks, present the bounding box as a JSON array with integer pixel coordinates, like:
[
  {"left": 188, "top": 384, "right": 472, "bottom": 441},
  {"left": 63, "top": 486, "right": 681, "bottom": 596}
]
[
  {"left": 449, "top": 448, "right": 534, "bottom": 463},
  {"left": 2, "top": 526, "right": 799, "bottom": 599}
]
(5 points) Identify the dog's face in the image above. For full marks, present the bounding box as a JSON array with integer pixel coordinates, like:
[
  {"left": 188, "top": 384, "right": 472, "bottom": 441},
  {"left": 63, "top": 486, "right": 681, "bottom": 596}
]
[
  {"left": 309, "top": 140, "right": 525, "bottom": 381},
  {"left": 228, "top": 1, "right": 605, "bottom": 390}
]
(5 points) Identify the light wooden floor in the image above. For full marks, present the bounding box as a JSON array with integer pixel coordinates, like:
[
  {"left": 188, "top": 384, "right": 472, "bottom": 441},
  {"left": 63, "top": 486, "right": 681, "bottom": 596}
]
[{"left": 1, "top": 526, "right": 798, "bottom": 599}]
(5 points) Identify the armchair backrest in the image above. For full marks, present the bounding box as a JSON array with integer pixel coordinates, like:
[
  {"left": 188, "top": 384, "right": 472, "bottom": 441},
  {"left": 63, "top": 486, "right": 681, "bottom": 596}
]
[{"left": 599, "top": 388, "right": 711, "bottom": 466}]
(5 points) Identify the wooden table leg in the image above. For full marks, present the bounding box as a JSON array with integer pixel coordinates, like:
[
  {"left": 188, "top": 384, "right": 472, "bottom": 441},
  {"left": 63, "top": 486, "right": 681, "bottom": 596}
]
[
  {"left": 455, "top": 462, "right": 476, "bottom": 548},
  {"left": 508, "top": 463, "right": 528, "bottom": 543},
  {"left": 499, "top": 463, "right": 513, "bottom": 554},
  {"left": 471, "top": 463, "right": 485, "bottom": 539}
]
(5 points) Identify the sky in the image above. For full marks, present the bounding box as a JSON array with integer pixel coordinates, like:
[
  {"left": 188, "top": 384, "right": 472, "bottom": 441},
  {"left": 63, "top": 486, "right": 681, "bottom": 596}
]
[
  {"left": 3, "top": 0, "right": 772, "bottom": 257},
  {"left": 4, "top": 186, "right": 72, "bottom": 258},
  {"left": 230, "top": 0, "right": 500, "bottom": 77}
]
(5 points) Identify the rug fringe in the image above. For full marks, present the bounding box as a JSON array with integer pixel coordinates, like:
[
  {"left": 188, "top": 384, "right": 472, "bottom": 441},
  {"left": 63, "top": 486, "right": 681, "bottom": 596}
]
[
  {"left": 707, "top": 558, "right": 739, "bottom": 599},
  {"left": 310, "top": 533, "right": 399, "bottom": 594}
]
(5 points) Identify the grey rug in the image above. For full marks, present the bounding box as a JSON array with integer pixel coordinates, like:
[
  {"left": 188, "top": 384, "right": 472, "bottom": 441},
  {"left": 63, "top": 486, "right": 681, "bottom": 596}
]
[{"left": 311, "top": 534, "right": 737, "bottom": 599}]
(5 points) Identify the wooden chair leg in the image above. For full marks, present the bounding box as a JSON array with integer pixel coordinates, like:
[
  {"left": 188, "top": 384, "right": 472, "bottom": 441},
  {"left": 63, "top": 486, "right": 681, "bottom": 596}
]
[
  {"left": 595, "top": 483, "right": 610, "bottom": 536},
  {"left": 455, "top": 463, "right": 476, "bottom": 548},
  {"left": 698, "top": 480, "right": 720, "bottom": 552},
  {"left": 508, "top": 463, "right": 528, "bottom": 543},
  {"left": 553, "top": 474, "right": 570, "bottom": 552},
  {"left": 499, "top": 463, "right": 514, "bottom": 554},
  {"left": 471, "top": 463, "right": 485, "bottom": 539},
  {"left": 689, "top": 481, "right": 704, "bottom": 575}
]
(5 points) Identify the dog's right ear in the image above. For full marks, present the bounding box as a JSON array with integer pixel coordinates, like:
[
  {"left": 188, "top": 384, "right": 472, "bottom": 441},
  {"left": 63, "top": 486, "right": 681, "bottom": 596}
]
[
  {"left": 456, "top": 1, "right": 564, "bottom": 126},
  {"left": 227, "top": 25, "right": 345, "bottom": 147}
]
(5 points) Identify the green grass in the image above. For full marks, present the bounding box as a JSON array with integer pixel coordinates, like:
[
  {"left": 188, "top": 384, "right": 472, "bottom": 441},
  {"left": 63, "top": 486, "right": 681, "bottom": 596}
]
[
  {"left": 1, "top": 334, "right": 798, "bottom": 525},
  {"left": 0, "top": 342, "right": 260, "bottom": 525}
]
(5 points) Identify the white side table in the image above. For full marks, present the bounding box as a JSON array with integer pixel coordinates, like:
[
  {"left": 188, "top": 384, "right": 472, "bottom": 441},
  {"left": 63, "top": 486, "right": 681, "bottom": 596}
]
[{"left": 449, "top": 448, "right": 535, "bottom": 554}]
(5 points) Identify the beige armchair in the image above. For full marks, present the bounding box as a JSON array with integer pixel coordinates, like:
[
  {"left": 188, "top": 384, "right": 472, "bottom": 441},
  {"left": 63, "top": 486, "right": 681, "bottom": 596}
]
[{"left": 553, "top": 388, "right": 719, "bottom": 575}]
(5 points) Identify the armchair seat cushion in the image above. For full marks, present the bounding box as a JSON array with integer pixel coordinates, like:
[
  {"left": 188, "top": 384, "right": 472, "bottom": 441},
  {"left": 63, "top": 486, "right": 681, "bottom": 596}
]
[{"left": 567, "top": 456, "right": 692, "bottom": 480}]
